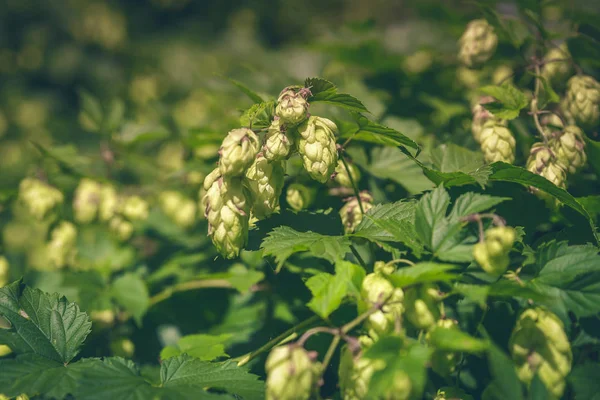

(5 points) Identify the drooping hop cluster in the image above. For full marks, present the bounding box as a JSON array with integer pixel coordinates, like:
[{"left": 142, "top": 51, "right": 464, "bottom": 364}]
[
  {"left": 275, "top": 87, "right": 310, "bottom": 125},
  {"left": 0, "top": 256, "right": 8, "bottom": 288},
  {"left": 479, "top": 120, "right": 516, "bottom": 163},
  {"left": 265, "top": 345, "right": 317, "bottom": 400},
  {"left": 404, "top": 284, "right": 442, "bottom": 330},
  {"left": 47, "top": 221, "right": 78, "bottom": 268},
  {"left": 561, "top": 75, "right": 600, "bottom": 131},
  {"left": 218, "top": 128, "right": 261, "bottom": 176},
  {"left": 159, "top": 191, "right": 197, "bottom": 228},
  {"left": 286, "top": 184, "right": 315, "bottom": 212},
  {"left": 297, "top": 116, "right": 339, "bottom": 183},
  {"left": 426, "top": 319, "right": 460, "bottom": 376},
  {"left": 73, "top": 179, "right": 118, "bottom": 223},
  {"left": 359, "top": 271, "right": 404, "bottom": 338},
  {"left": 264, "top": 118, "right": 293, "bottom": 161},
  {"left": 340, "top": 191, "right": 374, "bottom": 233},
  {"left": 526, "top": 143, "right": 567, "bottom": 199},
  {"left": 245, "top": 154, "right": 285, "bottom": 220},
  {"left": 458, "top": 19, "right": 498, "bottom": 68},
  {"left": 18, "top": 178, "right": 64, "bottom": 220},
  {"left": 471, "top": 96, "right": 497, "bottom": 143},
  {"left": 334, "top": 159, "right": 361, "bottom": 188},
  {"left": 541, "top": 44, "right": 572, "bottom": 87},
  {"left": 509, "top": 308, "right": 572, "bottom": 398},
  {"left": 473, "top": 226, "right": 516, "bottom": 276},
  {"left": 202, "top": 168, "right": 251, "bottom": 259}
]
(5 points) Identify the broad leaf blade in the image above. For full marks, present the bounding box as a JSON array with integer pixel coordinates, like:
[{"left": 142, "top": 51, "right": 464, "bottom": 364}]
[
  {"left": 305, "top": 77, "right": 369, "bottom": 113},
  {"left": 389, "top": 263, "right": 461, "bottom": 288},
  {"left": 111, "top": 273, "right": 150, "bottom": 326}
]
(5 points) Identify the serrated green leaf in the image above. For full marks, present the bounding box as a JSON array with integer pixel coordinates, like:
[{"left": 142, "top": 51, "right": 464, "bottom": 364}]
[
  {"left": 345, "top": 113, "right": 419, "bottom": 151},
  {"left": 304, "top": 77, "right": 369, "bottom": 113},
  {"left": 79, "top": 90, "right": 104, "bottom": 130},
  {"left": 480, "top": 84, "right": 528, "bottom": 121},
  {"left": 569, "top": 363, "right": 600, "bottom": 400},
  {"left": 239, "top": 101, "right": 275, "bottom": 129},
  {"left": 536, "top": 75, "right": 560, "bottom": 109},
  {"left": 389, "top": 263, "right": 461, "bottom": 288},
  {"left": 414, "top": 186, "right": 451, "bottom": 250},
  {"left": 448, "top": 192, "right": 510, "bottom": 221},
  {"left": 111, "top": 273, "right": 149, "bottom": 326},
  {"left": 0, "top": 281, "right": 91, "bottom": 364},
  {"left": 220, "top": 76, "right": 264, "bottom": 104},
  {"left": 485, "top": 344, "right": 524, "bottom": 400},
  {"left": 160, "top": 333, "right": 232, "bottom": 361},
  {"left": 305, "top": 260, "right": 365, "bottom": 318},
  {"left": 428, "top": 327, "right": 489, "bottom": 353},
  {"left": 260, "top": 226, "right": 351, "bottom": 270},
  {"left": 105, "top": 98, "right": 125, "bottom": 132}
]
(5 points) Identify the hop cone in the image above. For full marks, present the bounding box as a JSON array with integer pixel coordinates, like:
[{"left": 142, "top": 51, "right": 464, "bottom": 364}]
[
  {"left": 47, "top": 221, "right": 78, "bottom": 269},
  {"left": 492, "top": 65, "right": 513, "bottom": 86},
  {"left": 541, "top": 44, "right": 572, "bottom": 88},
  {"left": 0, "top": 256, "right": 9, "bottom": 288},
  {"left": 561, "top": 75, "right": 600, "bottom": 131},
  {"left": 473, "top": 226, "right": 516, "bottom": 276},
  {"left": 359, "top": 272, "right": 404, "bottom": 338},
  {"left": 121, "top": 196, "right": 149, "bottom": 221},
  {"left": 109, "top": 217, "right": 134, "bottom": 242},
  {"left": 297, "top": 116, "right": 339, "bottom": 183},
  {"left": 19, "top": 178, "right": 64, "bottom": 220},
  {"left": 458, "top": 19, "right": 498, "bottom": 68},
  {"left": 479, "top": 120, "right": 516, "bottom": 163},
  {"left": 510, "top": 308, "right": 572, "bottom": 398},
  {"left": 264, "top": 118, "right": 293, "bottom": 161},
  {"left": 203, "top": 168, "right": 251, "bottom": 259},
  {"left": 286, "top": 183, "right": 314, "bottom": 211},
  {"left": 404, "top": 284, "right": 442, "bottom": 330},
  {"left": 275, "top": 87, "right": 309, "bottom": 125},
  {"left": 334, "top": 159, "right": 361, "bottom": 188},
  {"left": 219, "top": 128, "right": 260, "bottom": 177},
  {"left": 426, "top": 319, "right": 460, "bottom": 376},
  {"left": 526, "top": 143, "right": 567, "bottom": 189},
  {"left": 471, "top": 96, "right": 496, "bottom": 143},
  {"left": 245, "top": 154, "right": 285, "bottom": 220},
  {"left": 266, "top": 345, "right": 315, "bottom": 400},
  {"left": 340, "top": 191, "right": 374, "bottom": 233},
  {"left": 551, "top": 125, "right": 587, "bottom": 174},
  {"left": 540, "top": 113, "right": 564, "bottom": 138},
  {"left": 73, "top": 179, "right": 102, "bottom": 223}
]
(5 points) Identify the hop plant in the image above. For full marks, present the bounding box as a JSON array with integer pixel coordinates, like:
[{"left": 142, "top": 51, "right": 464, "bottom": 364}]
[
  {"left": 47, "top": 221, "right": 78, "bottom": 269},
  {"left": 73, "top": 179, "right": 102, "bottom": 223},
  {"left": 426, "top": 319, "right": 460, "bottom": 376},
  {"left": 286, "top": 184, "right": 315, "bottom": 211},
  {"left": 0, "top": 256, "right": 8, "bottom": 288},
  {"left": 275, "top": 87, "right": 309, "bottom": 126},
  {"left": 479, "top": 120, "right": 516, "bottom": 163},
  {"left": 202, "top": 168, "right": 251, "bottom": 259},
  {"left": 297, "top": 116, "right": 339, "bottom": 183},
  {"left": 265, "top": 345, "right": 316, "bottom": 400},
  {"left": 359, "top": 272, "right": 404, "bottom": 338},
  {"left": 404, "top": 284, "right": 442, "bottom": 330},
  {"left": 458, "top": 19, "right": 498, "bottom": 68},
  {"left": 561, "top": 75, "right": 600, "bottom": 131},
  {"left": 509, "top": 308, "right": 572, "bottom": 398},
  {"left": 526, "top": 143, "right": 567, "bottom": 199},
  {"left": 264, "top": 118, "right": 294, "bottom": 161},
  {"left": 219, "top": 128, "right": 260, "bottom": 177},
  {"left": 245, "top": 154, "right": 285, "bottom": 220},
  {"left": 334, "top": 159, "right": 361, "bottom": 188},
  {"left": 18, "top": 178, "right": 64, "bottom": 220},
  {"left": 473, "top": 226, "right": 516, "bottom": 276},
  {"left": 121, "top": 196, "right": 149, "bottom": 221},
  {"left": 541, "top": 44, "right": 572, "bottom": 87},
  {"left": 471, "top": 96, "right": 496, "bottom": 143},
  {"left": 550, "top": 125, "right": 587, "bottom": 174},
  {"left": 340, "top": 192, "right": 374, "bottom": 233}
]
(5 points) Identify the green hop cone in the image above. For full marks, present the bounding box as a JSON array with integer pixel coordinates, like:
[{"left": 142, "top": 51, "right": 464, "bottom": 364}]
[
  {"left": 121, "top": 195, "right": 149, "bottom": 221},
  {"left": 334, "top": 159, "right": 361, "bottom": 188},
  {"left": 471, "top": 96, "right": 496, "bottom": 143},
  {"left": 245, "top": 154, "right": 285, "bottom": 220},
  {"left": 551, "top": 125, "right": 587, "bottom": 174},
  {"left": 265, "top": 345, "right": 315, "bottom": 400},
  {"left": 492, "top": 65, "right": 513, "bottom": 86},
  {"left": 359, "top": 272, "right": 404, "bottom": 338},
  {"left": 458, "top": 19, "right": 498, "bottom": 68},
  {"left": 340, "top": 191, "right": 374, "bottom": 233},
  {"left": 297, "top": 116, "right": 339, "bottom": 183},
  {"left": 159, "top": 191, "right": 197, "bottom": 228},
  {"left": 426, "top": 319, "right": 460, "bottom": 376},
  {"left": 275, "top": 87, "right": 309, "bottom": 125},
  {"left": 109, "top": 216, "right": 134, "bottom": 241},
  {"left": 90, "top": 309, "right": 116, "bottom": 329},
  {"left": 264, "top": 118, "right": 293, "bottom": 161},
  {"left": 202, "top": 168, "right": 251, "bottom": 259},
  {"left": 541, "top": 44, "right": 572, "bottom": 88},
  {"left": 47, "top": 221, "right": 78, "bottom": 269},
  {"left": 540, "top": 113, "right": 565, "bottom": 138},
  {"left": 404, "top": 284, "right": 442, "bottom": 330},
  {"left": 561, "top": 75, "right": 600, "bottom": 131},
  {"left": 99, "top": 185, "right": 118, "bottom": 221},
  {"left": 218, "top": 128, "right": 260, "bottom": 177},
  {"left": 0, "top": 344, "right": 12, "bottom": 357},
  {"left": 473, "top": 226, "right": 515, "bottom": 276},
  {"left": 479, "top": 120, "right": 516, "bottom": 163},
  {"left": 18, "top": 178, "right": 64, "bottom": 220},
  {"left": 526, "top": 143, "right": 567, "bottom": 203},
  {"left": 286, "top": 183, "right": 315, "bottom": 211},
  {"left": 509, "top": 307, "right": 572, "bottom": 398},
  {"left": 73, "top": 178, "right": 102, "bottom": 223},
  {"left": 110, "top": 338, "right": 135, "bottom": 358},
  {"left": 0, "top": 256, "right": 8, "bottom": 288}
]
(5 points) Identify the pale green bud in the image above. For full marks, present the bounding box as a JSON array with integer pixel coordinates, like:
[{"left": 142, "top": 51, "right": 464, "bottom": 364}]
[
  {"left": 264, "top": 118, "right": 293, "bottom": 161},
  {"left": 458, "top": 19, "right": 498, "bottom": 68},
  {"left": 266, "top": 345, "right": 315, "bottom": 400},
  {"left": 360, "top": 272, "right": 404, "bottom": 337},
  {"left": 551, "top": 125, "right": 587, "bottom": 174},
  {"left": 121, "top": 196, "right": 149, "bottom": 221},
  {"left": 473, "top": 226, "right": 515, "bottom": 276},
  {"left": 245, "top": 154, "right": 285, "bottom": 220},
  {"left": 73, "top": 178, "right": 102, "bottom": 223},
  {"left": 110, "top": 338, "right": 135, "bottom": 358},
  {"left": 404, "top": 284, "right": 441, "bottom": 330},
  {"left": 479, "top": 121, "right": 516, "bottom": 163},
  {"left": 0, "top": 256, "right": 8, "bottom": 288},
  {"left": 109, "top": 217, "right": 134, "bottom": 241},
  {"left": 340, "top": 192, "right": 374, "bottom": 233},
  {"left": 157, "top": 142, "right": 185, "bottom": 172},
  {"left": 219, "top": 128, "right": 260, "bottom": 177},
  {"left": 47, "top": 221, "right": 78, "bottom": 269},
  {"left": 99, "top": 185, "right": 118, "bottom": 221},
  {"left": 286, "top": 184, "right": 314, "bottom": 211},
  {"left": 561, "top": 75, "right": 600, "bottom": 131},
  {"left": 334, "top": 160, "right": 361, "bottom": 188},
  {"left": 159, "top": 191, "right": 197, "bottom": 228},
  {"left": 90, "top": 309, "right": 116, "bottom": 329},
  {"left": 0, "top": 344, "right": 12, "bottom": 357},
  {"left": 541, "top": 44, "right": 572, "bottom": 88},
  {"left": 275, "top": 87, "right": 309, "bottom": 126},
  {"left": 18, "top": 178, "right": 64, "bottom": 220},
  {"left": 297, "top": 116, "right": 339, "bottom": 183}
]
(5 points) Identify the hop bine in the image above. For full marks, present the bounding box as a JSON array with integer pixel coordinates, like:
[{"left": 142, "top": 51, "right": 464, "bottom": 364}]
[
  {"left": 218, "top": 128, "right": 260, "bottom": 177},
  {"left": 479, "top": 120, "right": 516, "bottom": 164},
  {"left": 561, "top": 75, "right": 600, "bottom": 131},
  {"left": 473, "top": 226, "right": 516, "bottom": 276},
  {"left": 458, "top": 19, "right": 498, "bottom": 68},
  {"left": 297, "top": 116, "right": 339, "bottom": 183},
  {"left": 245, "top": 154, "right": 285, "bottom": 220},
  {"left": 340, "top": 191, "right": 374, "bottom": 233}
]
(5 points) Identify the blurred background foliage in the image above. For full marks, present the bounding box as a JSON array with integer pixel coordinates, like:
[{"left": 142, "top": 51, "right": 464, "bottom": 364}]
[{"left": 0, "top": 0, "right": 599, "bottom": 396}]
